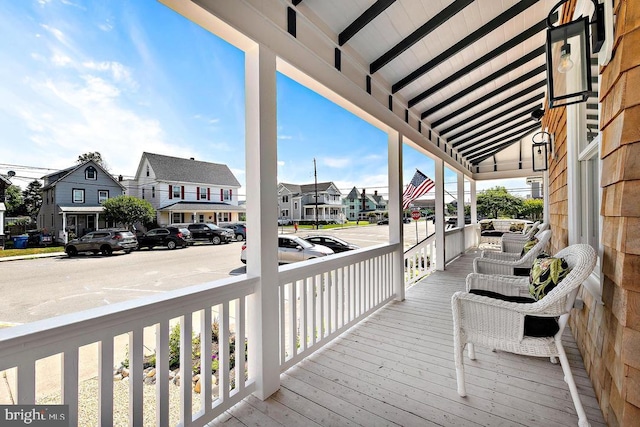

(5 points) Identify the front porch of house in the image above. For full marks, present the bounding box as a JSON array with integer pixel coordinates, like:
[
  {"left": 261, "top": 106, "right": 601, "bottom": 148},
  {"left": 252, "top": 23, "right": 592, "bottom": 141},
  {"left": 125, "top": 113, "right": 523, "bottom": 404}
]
[
  {"left": 214, "top": 250, "right": 605, "bottom": 426},
  {"left": 0, "top": 237, "right": 604, "bottom": 426}
]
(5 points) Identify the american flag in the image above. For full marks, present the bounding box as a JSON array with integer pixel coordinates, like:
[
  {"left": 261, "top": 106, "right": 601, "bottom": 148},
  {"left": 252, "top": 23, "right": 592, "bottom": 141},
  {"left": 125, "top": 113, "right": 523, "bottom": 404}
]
[{"left": 402, "top": 169, "right": 435, "bottom": 209}]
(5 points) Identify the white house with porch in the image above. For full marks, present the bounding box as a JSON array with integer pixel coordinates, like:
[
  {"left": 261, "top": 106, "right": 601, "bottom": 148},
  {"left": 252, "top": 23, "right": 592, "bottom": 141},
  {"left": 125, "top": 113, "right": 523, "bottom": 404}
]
[{"left": 127, "top": 152, "right": 245, "bottom": 226}]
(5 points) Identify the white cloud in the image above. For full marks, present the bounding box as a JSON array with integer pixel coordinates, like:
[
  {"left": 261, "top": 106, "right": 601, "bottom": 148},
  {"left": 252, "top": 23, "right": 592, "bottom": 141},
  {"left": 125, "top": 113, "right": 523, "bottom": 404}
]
[
  {"left": 40, "top": 24, "right": 66, "bottom": 44},
  {"left": 277, "top": 161, "right": 285, "bottom": 167},
  {"left": 278, "top": 134, "right": 292, "bottom": 140},
  {"left": 51, "top": 53, "right": 72, "bottom": 66},
  {"left": 322, "top": 157, "right": 350, "bottom": 168},
  {"left": 82, "top": 61, "right": 137, "bottom": 89}
]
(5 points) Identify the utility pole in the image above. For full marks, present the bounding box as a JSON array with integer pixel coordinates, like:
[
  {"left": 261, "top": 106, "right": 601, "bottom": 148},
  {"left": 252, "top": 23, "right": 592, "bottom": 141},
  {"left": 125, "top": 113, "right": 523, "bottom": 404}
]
[{"left": 313, "top": 158, "right": 318, "bottom": 230}]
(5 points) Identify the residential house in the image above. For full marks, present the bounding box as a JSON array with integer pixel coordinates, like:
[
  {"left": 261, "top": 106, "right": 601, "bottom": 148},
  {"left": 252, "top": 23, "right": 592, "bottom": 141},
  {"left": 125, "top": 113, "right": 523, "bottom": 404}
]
[
  {"left": 343, "top": 187, "right": 387, "bottom": 221},
  {"left": 128, "top": 152, "right": 243, "bottom": 226},
  {"left": 0, "top": 174, "right": 10, "bottom": 244},
  {"left": 37, "top": 160, "right": 125, "bottom": 243},
  {"left": 278, "top": 181, "right": 344, "bottom": 224}
]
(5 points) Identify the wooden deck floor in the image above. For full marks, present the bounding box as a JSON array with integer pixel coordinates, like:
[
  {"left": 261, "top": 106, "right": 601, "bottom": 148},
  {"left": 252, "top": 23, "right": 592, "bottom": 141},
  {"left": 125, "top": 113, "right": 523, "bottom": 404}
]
[{"left": 214, "top": 251, "right": 606, "bottom": 426}]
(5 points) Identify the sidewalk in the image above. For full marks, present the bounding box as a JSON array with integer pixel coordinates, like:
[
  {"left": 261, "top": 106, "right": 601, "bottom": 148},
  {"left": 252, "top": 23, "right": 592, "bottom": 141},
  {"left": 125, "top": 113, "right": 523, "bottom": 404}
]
[{"left": 0, "top": 252, "right": 65, "bottom": 262}]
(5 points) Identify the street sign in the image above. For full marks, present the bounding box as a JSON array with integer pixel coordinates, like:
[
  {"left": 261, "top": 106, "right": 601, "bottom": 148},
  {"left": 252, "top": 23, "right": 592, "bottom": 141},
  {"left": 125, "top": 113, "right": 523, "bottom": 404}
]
[{"left": 411, "top": 210, "right": 421, "bottom": 220}]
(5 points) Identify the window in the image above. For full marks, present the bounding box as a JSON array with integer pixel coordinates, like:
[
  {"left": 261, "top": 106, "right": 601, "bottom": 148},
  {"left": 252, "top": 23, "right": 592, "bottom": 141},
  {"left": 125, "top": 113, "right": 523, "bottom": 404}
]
[
  {"left": 72, "top": 189, "right": 85, "bottom": 203},
  {"left": 199, "top": 214, "right": 204, "bottom": 223},
  {"left": 98, "top": 190, "right": 109, "bottom": 203},
  {"left": 152, "top": 186, "right": 155, "bottom": 198},
  {"left": 142, "top": 188, "right": 145, "bottom": 199},
  {"left": 173, "top": 186, "right": 181, "bottom": 199},
  {"left": 85, "top": 166, "right": 97, "bottom": 180},
  {"left": 172, "top": 213, "right": 183, "bottom": 223},
  {"left": 282, "top": 195, "right": 289, "bottom": 203},
  {"left": 294, "top": 202, "right": 298, "bottom": 209},
  {"left": 146, "top": 165, "right": 150, "bottom": 177},
  {"left": 200, "top": 187, "right": 207, "bottom": 200},
  {"left": 223, "top": 189, "right": 230, "bottom": 201}
]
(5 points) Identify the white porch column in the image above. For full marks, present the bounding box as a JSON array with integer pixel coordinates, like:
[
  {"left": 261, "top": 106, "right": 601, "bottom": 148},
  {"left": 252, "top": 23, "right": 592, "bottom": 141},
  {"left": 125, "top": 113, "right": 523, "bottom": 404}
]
[
  {"left": 245, "top": 42, "right": 280, "bottom": 400},
  {"left": 470, "top": 178, "right": 477, "bottom": 224},
  {"left": 543, "top": 171, "right": 550, "bottom": 225},
  {"left": 456, "top": 171, "right": 465, "bottom": 228},
  {"left": 95, "top": 213, "right": 100, "bottom": 230},
  {"left": 388, "top": 129, "right": 404, "bottom": 301},
  {"left": 62, "top": 213, "right": 68, "bottom": 244},
  {"left": 434, "top": 158, "right": 445, "bottom": 271}
]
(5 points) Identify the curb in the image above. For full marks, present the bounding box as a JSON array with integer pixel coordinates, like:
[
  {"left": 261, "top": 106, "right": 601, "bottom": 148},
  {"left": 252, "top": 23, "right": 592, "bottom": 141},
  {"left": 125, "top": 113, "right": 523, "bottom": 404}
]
[{"left": 0, "top": 252, "right": 66, "bottom": 262}]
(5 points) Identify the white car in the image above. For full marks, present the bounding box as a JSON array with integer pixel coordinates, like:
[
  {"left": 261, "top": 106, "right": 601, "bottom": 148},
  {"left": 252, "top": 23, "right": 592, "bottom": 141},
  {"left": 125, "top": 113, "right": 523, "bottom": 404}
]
[{"left": 241, "top": 235, "right": 333, "bottom": 264}]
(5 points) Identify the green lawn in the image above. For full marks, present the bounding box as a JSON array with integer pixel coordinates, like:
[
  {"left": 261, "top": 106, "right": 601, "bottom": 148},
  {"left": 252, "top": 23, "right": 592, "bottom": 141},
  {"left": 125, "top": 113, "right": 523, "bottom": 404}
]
[{"left": 0, "top": 246, "right": 64, "bottom": 257}]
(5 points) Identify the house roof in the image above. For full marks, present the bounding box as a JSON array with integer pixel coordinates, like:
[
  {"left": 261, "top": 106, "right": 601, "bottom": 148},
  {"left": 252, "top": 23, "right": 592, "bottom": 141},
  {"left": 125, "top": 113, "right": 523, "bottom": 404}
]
[
  {"left": 346, "top": 187, "right": 360, "bottom": 199},
  {"left": 142, "top": 153, "right": 241, "bottom": 187},
  {"left": 0, "top": 175, "right": 11, "bottom": 186},
  {"left": 41, "top": 160, "right": 125, "bottom": 191},
  {"left": 159, "top": 201, "right": 245, "bottom": 212},
  {"left": 279, "top": 181, "right": 339, "bottom": 195}
]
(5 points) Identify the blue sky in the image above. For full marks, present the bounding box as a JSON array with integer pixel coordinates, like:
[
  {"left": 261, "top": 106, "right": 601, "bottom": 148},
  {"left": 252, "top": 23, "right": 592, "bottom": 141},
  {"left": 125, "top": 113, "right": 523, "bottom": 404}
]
[{"left": 0, "top": 0, "right": 527, "bottom": 202}]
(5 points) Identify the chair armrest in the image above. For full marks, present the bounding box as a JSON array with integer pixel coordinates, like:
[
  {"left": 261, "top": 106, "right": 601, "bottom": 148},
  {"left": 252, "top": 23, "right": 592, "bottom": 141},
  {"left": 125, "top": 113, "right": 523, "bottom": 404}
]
[
  {"left": 481, "top": 251, "right": 521, "bottom": 261},
  {"left": 501, "top": 240, "right": 526, "bottom": 254},
  {"left": 473, "top": 257, "right": 521, "bottom": 275},
  {"left": 501, "top": 233, "right": 528, "bottom": 243},
  {"left": 466, "top": 273, "right": 529, "bottom": 296}
]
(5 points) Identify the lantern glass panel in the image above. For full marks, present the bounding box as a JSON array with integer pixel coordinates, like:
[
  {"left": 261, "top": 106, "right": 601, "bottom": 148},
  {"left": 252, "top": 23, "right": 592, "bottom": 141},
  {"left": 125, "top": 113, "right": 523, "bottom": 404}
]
[
  {"left": 532, "top": 143, "right": 549, "bottom": 172},
  {"left": 546, "top": 17, "right": 592, "bottom": 108}
]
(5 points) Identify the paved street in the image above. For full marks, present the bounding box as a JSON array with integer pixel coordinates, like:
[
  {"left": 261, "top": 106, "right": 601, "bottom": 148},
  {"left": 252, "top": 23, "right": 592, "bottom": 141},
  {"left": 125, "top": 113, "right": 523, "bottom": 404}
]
[{"left": 0, "top": 222, "right": 435, "bottom": 325}]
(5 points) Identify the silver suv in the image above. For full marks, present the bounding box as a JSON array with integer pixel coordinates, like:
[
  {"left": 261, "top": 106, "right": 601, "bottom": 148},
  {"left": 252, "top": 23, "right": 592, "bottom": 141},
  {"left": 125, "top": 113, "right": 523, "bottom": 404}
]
[{"left": 65, "top": 229, "right": 138, "bottom": 257}]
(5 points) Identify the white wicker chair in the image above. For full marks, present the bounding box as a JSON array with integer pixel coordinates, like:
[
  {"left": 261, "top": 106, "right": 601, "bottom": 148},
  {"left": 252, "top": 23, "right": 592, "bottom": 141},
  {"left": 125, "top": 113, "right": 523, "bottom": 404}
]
[
  {"left": 501, "top": 222, "right": 549, "bottom": 253},
  {"left": 474, "top": 230, "right": 551, "bottom": 275},
  {"left": 452, "top": 244, "right": 597, "bottom": 427}
]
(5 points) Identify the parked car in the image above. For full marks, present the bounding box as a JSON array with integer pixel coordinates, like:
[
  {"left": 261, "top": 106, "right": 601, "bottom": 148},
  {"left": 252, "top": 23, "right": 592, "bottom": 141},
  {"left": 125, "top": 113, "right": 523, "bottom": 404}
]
[
  {"left": 302, "top": 235, "right": 360, "bottom": 253},
  {"left": 173, "top": 223, "right": 233, "bottom": 245},
  {"left": 241, "top": 235, "right": 333, "bottom": 264},
  {"left": 220, "top": 223, "right": 246, "bottom": 241},
  {"left": 377, "top": 219, "right": 389, "bottom": 225},
  {"left": 137, "top": 226, "right": 192, "bottom": 250},
  {"left": 65, "top": 229, "right": 137, "bottom": 257},
  {"left": 277, "top": 218, "right": 292, "bottom": 226}
]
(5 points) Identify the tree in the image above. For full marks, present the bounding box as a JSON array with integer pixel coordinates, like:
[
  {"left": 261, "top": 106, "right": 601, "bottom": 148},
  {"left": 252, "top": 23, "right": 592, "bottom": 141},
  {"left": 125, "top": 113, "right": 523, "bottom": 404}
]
[
  {"left": 22, "top": 180, "right": 43, "bottom": 220},
  {"left": 5, "top": 184, "right": 26, "bottom": 216},
  {"left": 77, "top": 152, "right": 108, "bottom": 169},
  {"left": 476, "top": 186, "right": 523, "bottom": 219},
  {"left": 102, "top": 195, "right": 155, "bottom": 230},
  {"left": 521, "top": 198, "right": 544, "bottom": 221}
]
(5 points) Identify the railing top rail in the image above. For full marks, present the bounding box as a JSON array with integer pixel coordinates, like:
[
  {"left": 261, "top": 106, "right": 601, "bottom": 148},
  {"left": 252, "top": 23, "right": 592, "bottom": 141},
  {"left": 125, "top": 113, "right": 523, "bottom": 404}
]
[
  {"left": 403, "top": 232, "right": 436, "bottom": 254},
  {"left": 0, "top": 275, "right": 258, "bottom": 364},
  {"left": 278, "top": 243, "right": 399, "bottom": 284}
]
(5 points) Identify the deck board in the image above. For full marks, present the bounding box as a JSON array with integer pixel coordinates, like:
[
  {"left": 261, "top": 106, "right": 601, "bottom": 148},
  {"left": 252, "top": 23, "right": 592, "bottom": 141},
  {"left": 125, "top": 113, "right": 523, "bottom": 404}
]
[{"left": 211, "top": 251, "right": 606, "bottom": 426}]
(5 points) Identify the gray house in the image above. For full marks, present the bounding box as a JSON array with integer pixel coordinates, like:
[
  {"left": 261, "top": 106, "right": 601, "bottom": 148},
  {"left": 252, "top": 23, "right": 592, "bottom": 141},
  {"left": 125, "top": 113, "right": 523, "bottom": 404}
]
[
  {"left": 277, "top": 182, "right": 344, "bottom": 224},
  {"left": 342, "top": 187, "right": 387, "bottom": 221},
  {"left": 37, "top": 160, "right": 125, "bottom": 243},
  {"left": 124, "top": 153, "right": 244, "bottom": 226}
]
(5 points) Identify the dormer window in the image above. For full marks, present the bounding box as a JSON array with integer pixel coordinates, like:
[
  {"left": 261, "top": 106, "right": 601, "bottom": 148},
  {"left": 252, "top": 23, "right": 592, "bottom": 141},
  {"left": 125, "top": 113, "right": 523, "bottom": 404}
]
[
  {"left": 146, "top": 165, "right": 150, "bottom": 177},
  {"left": 85, "top": 166, "right": 97, "bottom": 180}
]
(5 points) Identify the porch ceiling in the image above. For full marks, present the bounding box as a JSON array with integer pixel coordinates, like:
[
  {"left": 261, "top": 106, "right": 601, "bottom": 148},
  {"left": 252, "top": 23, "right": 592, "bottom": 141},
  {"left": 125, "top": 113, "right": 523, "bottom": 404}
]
[
  {"left": 294, "top": 0, "right": 562, "bottom": 172},
  {"left": 293, "top": 0, "right": 556, "bottom": 171}
]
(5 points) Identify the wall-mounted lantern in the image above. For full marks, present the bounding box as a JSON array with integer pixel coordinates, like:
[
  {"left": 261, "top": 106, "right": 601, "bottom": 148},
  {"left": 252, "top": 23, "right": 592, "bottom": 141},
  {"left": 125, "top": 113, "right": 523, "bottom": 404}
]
[
  {"left": 546, "top": 0, "right": 605, "bottom": 109},
  {"left": 532, "top": 131, "right": 553, "bottom": 172}
]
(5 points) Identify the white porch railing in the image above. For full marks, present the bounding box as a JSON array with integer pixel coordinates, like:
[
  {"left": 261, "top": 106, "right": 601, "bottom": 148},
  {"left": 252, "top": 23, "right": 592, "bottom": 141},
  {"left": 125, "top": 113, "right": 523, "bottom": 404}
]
[
  {"left": 278, "top": 244, "right": 399, "bottom": 371},
  {"left": 0, "top": 276, "right": 258, "bottom": 427},
  {"left": 0, "top": 244, "right": 401, "bottom": 426},
  {"left": 403, "top": 233, "right": 436, "bottom": 287}
]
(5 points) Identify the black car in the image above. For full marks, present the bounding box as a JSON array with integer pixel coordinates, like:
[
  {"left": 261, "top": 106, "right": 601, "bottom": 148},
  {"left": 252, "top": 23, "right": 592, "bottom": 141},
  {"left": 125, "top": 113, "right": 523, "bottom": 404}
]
[
  {"left": 174, "top": 223, "right": 234, "bottom": 245},
  {"left": 137, "top": 227, "right": 192, "bottom": 250},
  {"left": 302, "top": 235, "right": 360, "bottom": 253},
  {"left": 220, "top": 223, "right": 246, "bottom": 241}
]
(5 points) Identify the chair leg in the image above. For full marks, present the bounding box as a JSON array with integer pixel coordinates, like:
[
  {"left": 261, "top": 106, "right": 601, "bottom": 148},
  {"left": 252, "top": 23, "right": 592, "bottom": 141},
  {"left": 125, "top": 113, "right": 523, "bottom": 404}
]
[
  {"left": 556, "top": 340, "right": 590, "bottom": 427},
  {"left": 453, "top": 337, "right": 466, "bottom": 397}
]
